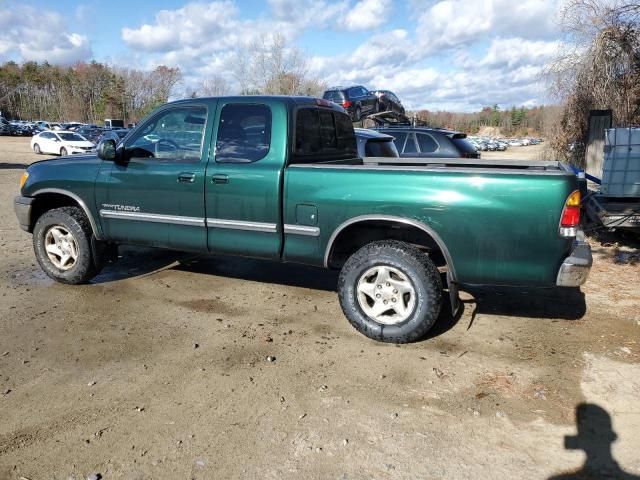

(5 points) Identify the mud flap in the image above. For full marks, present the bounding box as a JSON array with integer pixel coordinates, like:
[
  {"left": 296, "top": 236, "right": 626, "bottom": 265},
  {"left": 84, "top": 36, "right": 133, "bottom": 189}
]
[
  {"left": 447, "top": 271, "right": 460, "bottom": 317},
  {"left": 91, "top": 237, "right": 118, "bottom": 269}
]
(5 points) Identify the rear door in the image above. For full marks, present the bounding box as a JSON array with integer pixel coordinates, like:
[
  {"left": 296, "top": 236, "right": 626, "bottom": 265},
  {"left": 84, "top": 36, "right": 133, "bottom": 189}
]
[
  {"left": 99, "top": 103, "right": 212, "bottom": 251},
  {"left": 204, "top": 99, "right": 286, "bottom": 259}
]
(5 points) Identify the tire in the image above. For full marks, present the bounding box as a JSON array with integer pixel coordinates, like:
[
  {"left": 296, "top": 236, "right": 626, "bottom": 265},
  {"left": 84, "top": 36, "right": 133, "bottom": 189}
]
[
  {"left": 33, "top": 143, "right": 41, "bottom": 154},
  {"left": 60, "top": 147, "right": 68, "bottom": 156},
  {"left": 338, "top": 240, "right": 442, "bottom": 343},
  {"left": 374, "top": 100, "right": 380, "bottom": 113},
  {"left": 33, "top": 206, "right": 101, "bottom": 284},
  {"left": 354, "top": 106, "right": 362, "bottom": 121}
]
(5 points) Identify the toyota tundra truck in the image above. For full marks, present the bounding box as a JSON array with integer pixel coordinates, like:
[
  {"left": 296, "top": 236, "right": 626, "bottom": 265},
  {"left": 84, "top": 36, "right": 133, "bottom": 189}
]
[{"left": 14, "top": 96, "right": 592, "bottom": 343}]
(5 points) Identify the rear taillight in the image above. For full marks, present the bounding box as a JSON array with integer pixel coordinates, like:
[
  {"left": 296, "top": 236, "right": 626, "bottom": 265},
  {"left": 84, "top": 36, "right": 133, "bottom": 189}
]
[
  {"left": 560, "top": 190, "right": 581, "bottom": 237},
  {"left": 342, "top": 100, "right": 352, "bottom": 108}
]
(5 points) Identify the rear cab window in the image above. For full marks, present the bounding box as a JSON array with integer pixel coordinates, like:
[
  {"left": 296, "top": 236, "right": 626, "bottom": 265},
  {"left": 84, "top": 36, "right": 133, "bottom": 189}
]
[{"left": 291, "top": 107, "right": 357, "bottom": 163}]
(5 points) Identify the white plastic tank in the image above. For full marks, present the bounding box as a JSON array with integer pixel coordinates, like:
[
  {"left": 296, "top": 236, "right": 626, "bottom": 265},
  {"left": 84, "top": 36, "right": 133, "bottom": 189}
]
[{"left": 601, "top": 128, "right": 640, "bottom": 197}]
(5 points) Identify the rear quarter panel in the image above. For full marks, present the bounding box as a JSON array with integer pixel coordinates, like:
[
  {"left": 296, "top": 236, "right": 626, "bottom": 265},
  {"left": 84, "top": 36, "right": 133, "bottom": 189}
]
[{"left": 284, "top": 165, "right": 575, "bottom": 286}]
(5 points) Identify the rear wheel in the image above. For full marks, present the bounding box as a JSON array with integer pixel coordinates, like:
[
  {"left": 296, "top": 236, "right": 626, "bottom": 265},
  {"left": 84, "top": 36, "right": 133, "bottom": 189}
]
[
  {"left": 354, "top": 106, "right": 362, "bottom": 121},
  {"left": 338, "top": 240, "right": 442, "bottom": 343},
  {"left": 33, "top": 143, "right": 41, "bottom": 154},
  {"left": 60, "top": 147, "right": 68, "bottom": 156},
  {"left": 33, "top": 206, "right": 101, "bottom": 284}
]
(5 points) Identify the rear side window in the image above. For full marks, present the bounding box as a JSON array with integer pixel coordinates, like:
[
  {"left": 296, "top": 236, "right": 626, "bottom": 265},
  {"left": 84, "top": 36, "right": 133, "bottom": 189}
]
[
  {"left": 416, "top": 133, "right": 438, "bottom": 153},
  {"left": 403, "top": 133, "right": 417, "bottom": 154},
  {"left": 384, "top": 131, "right": 407, "bottom": 151},
  {"left": 216, "top": 104, "right": 271, "bottom": 163},
  {"left": 364, "top": 139, "right": 399, "bottom": 158},
  {"left": 293, "top": 108, "right": 357, "bottom": 163}
]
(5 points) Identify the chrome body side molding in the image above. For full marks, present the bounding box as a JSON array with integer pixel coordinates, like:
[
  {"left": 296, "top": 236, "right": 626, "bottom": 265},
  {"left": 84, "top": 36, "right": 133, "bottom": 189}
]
[{"left": 283, "top": 224, "right": 320, "bottom": 236}]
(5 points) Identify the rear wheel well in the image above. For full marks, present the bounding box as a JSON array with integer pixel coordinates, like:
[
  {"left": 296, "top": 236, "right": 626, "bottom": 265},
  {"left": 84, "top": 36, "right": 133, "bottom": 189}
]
[
  {"left": 30, "top": 193, "right": 84, "bottom": 232},
  {"left": 326, "top": 220, "right": 452, "bottom": 276}
]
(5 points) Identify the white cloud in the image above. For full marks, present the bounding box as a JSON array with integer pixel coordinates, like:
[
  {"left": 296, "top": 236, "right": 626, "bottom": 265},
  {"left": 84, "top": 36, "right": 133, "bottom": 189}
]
[
  {"left": 122, "top": 1, "right": 243, "bottom": 53},
  {"left": 340, "top": 0, "right": 391, "bottom": 31},
  {"left": 0, "top": 6, "right": 92, "bottom": 64},
  {"left": 118, "top": 0, "right": 561, "bottom": 111},
  {"left": 476, "top": 38, "right": 564, "bottom": 68},
  {"left": 415, "top": 0, "right": 560, "bottom": 55},
  {"left": 268, "top": 0, "right": 348, "bottom": 27}
]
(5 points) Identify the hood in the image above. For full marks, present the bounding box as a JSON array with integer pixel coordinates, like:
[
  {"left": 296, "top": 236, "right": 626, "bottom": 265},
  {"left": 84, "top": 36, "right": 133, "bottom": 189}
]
[{"left": 23, "top": 155, "right": 103, "bottom": 198}]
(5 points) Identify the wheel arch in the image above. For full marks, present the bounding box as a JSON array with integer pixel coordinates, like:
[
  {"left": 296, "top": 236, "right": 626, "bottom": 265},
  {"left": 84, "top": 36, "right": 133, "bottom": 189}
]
[
  {"left": 30, "top": 189, "right": 101, "bottom": 239},
  {"left": 324, "top": 215, "right": 457, "bottom": 281}
]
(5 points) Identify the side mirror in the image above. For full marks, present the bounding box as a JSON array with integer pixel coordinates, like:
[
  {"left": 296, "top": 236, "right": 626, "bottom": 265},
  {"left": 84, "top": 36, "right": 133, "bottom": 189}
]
[{"left": 97, "top": 139, "right": 116, "bottom": 160}]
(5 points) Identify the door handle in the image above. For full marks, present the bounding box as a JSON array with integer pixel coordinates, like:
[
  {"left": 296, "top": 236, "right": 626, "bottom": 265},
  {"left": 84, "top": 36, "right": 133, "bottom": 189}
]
[
  {"left": 177, "top": 172, "right": 196, "bottom": 183},
  {"left": 211, "top": 174, "right": 229, "bottom": 185}
]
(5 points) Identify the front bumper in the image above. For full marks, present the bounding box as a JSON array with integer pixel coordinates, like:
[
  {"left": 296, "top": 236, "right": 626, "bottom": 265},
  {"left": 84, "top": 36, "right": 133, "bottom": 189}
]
[
  {"left": 14, "top": 196, "right": 34, "bottom": 232},
  {"left": 556, "top": 239, "right": 592, "bottom": 287}
]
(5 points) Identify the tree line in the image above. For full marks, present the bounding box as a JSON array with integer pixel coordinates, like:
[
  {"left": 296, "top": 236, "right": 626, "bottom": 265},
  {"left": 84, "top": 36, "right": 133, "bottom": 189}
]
[
  {"left": 412, "top": 104, "right": 555, "bottom": 137},
  {"left": 0, "top": 61, "right": 182, "bottom": 124}
]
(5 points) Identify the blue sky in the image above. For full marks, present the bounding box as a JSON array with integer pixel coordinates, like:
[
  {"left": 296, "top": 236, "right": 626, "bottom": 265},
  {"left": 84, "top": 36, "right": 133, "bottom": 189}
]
[{"left": 0, "top": 0, "right": 565, "bottom": 111}]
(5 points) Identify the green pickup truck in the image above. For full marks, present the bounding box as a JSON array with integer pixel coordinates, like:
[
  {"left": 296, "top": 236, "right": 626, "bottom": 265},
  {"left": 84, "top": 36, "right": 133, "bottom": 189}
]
[{"left": 14, "top": 96, "right": 592, "bottom": 343}]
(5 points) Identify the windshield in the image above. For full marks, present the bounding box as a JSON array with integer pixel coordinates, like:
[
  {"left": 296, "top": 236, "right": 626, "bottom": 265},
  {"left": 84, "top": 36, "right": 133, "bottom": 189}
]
[{"left": 58, "top": 133, "right": 86, "bottom": 141}]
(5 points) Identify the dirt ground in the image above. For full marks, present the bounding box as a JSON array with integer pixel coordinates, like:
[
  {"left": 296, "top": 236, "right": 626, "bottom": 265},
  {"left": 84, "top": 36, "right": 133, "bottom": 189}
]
[{"left": 1, "top": 136, "right": 639, "bottom": 480}]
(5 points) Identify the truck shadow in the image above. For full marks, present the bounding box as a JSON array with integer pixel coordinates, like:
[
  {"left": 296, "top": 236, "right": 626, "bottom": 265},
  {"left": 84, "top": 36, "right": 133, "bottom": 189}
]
[
  {"left": 462, "top": 285, "right": 587, "bottom": 322},
  {"left": 0, "top": 162, "right": 29, "bottom": 169},
  {"left": 93, "top": 247, "right": 587, "bottom": 336}
]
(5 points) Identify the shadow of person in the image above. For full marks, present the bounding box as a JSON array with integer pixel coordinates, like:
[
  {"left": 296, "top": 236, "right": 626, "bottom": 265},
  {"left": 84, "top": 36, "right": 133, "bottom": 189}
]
[{"left": 549, "top": 403, "right": 640, "bottom": 480}]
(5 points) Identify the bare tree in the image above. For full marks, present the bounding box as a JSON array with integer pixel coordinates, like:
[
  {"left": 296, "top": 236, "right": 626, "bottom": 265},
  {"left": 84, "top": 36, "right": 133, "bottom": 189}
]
[
  {"left": 547, "top": 0, "right": 640, "bottom": 165},
  {"left": 233, "top": 33, "right": 326, "bottom": 96},
  {"left": 198, "top": 75, "right": 230, "bottom": 97}
]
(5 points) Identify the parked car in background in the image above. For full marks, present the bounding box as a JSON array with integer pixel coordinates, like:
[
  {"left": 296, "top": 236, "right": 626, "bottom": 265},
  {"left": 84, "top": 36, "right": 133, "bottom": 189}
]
[
  {"left": 371, "top": 90, "right": 405, "bottom": 115},
  {"left": 376, "top": 127, "right": 481, "bottom": 159},
  {"left": 104, "top": 119, "right": 124, "bottom": 129},
  {"left": 31, "top": 131, "right": 95, "bottom": 155},
  {"left": 0, "top": 116, "right": 12, "bottom": 135},
  {"left": 354, "top": 128, "right": 399, "bottom": 158},
  {"left": 61, "top": 122, "right": 84, "bottom": 131},
  {"left": 323, "top": 85, "right": 378, "bottom": 121},
  {"left": 97, "top": 128, "right": 130, "bottom": 144},
  {"left": 76, "top": 126, "right": 103, "bottom": 143}
]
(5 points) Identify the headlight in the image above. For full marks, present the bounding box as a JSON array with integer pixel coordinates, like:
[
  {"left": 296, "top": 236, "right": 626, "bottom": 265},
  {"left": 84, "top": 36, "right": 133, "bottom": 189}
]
[{"left": 20, "top": 172, "right": 29, "bottom": 189}]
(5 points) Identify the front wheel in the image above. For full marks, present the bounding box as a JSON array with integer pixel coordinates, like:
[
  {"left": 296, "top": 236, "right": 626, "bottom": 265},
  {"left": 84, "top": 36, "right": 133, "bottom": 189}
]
[
  {"left": 338, "top": 240, "right": 442, "bottom": 343},
  {"left": 33, "top": 206, "right": 101, "bottom": 284},
  {"left": 60, "top": 147, "right": 68, "bottom": 156}
]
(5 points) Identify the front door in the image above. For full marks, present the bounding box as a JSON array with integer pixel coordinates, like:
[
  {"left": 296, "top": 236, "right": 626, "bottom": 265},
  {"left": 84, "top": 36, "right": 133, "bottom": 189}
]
[
  {"left": 204, "top": 99, "right": 285, "bottom": 259},
  {"left": 99, "top": 103, "right": 213, "bottom": 252}
]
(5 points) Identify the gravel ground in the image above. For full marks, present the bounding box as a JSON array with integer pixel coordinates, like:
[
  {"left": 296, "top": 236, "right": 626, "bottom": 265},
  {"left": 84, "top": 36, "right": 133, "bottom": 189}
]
[{"left": 1, "top": 136, "right": 639, "bottom": 479}]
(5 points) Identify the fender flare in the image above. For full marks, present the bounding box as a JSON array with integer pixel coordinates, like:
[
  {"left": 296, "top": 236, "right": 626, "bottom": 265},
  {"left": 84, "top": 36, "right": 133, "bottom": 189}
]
[
  {"left": 32, "top": 188, "right": 102, "bottom": 240},
  {"left": 323, "top": 214, "right": 457, "bottom": 282}
]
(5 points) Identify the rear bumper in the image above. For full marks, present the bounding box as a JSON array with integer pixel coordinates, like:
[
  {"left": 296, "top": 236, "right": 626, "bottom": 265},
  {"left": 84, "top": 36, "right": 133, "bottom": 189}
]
[
  {"left": 14, "top": 195, "right": 34, "bottom": 232},
  {"left": 556, "top": 239, "right": 592, "bottom": 287}
]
